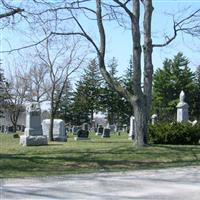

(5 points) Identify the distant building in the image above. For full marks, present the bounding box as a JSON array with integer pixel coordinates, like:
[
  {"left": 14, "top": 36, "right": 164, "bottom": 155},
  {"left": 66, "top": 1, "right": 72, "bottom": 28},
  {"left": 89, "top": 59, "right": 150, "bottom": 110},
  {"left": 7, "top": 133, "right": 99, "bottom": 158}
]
[
  {"left": 0, "top": 106, "right": 50, "bottom": 133},
  {"left": 0, "top": 109, "right": 26, "bottom": 132}
]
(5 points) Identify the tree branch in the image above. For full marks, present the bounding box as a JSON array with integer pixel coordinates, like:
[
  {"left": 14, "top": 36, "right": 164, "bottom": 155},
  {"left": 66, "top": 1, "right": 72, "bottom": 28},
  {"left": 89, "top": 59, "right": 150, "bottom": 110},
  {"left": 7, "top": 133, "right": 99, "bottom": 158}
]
[
  {"left": 0, "top": 8, "right": 24, "bottom": 19},
  {"left": 0, "top": 33, "right": 52, "bottom": 53},
  {"left": 153, "top": 9, "right": 200, "bottom": 48}
]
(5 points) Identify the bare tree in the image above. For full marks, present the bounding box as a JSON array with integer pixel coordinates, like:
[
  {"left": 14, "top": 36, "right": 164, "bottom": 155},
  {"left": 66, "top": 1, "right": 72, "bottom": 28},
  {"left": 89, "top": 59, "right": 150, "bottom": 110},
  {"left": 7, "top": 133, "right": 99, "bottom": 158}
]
[
  {"left": 26, "top": 63, "right": 49, "bottom": 103},
  {"left": 5, "top": 68, "right": 29, "bottom": 132},
  {"left": 35, "top": 35, "right": 85, "bottom": 141}
]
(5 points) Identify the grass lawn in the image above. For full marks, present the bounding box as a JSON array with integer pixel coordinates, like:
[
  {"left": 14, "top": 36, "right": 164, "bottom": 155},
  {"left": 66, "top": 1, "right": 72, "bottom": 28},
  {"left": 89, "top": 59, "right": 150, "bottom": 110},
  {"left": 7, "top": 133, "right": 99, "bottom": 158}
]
[{"left": 1, "top": 132, "right": 200, "bottom": 178}]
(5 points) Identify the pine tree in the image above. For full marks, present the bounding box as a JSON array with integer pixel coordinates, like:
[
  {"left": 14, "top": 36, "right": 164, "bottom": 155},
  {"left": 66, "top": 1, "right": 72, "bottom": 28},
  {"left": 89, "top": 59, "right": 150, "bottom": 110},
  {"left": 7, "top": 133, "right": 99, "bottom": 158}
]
[
  {"left": 193, "top": 66, "right": 200, "bottom": 119},
  {"left": 57, "top": 80, "right": 74, "bottom": 124},
  {"left": 152, "top": 52, "right": 196, "bottom": 121},
  {"left": 123, "top": 56, "right": 134, "bottom": 94},
  {"left": 0, "top": 67, "right": 9, "bottom": 118},
  {"left": 120, "top": 56, "right": 135, "bottom": 119},
  {"left": 101, "top": 57, "right": 124, "bottom": 124},
  {"left": 72, "top": 59, "right": 103, "bottom": 124}
]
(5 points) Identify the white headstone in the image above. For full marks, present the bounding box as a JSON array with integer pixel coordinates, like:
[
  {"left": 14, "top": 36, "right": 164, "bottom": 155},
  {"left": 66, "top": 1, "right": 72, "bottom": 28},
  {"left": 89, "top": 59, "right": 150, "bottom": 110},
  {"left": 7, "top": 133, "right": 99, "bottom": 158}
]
[
  {"left": 20, "top": 102, "right": 48, "bottom": 146},
  {"left": 129, "top": 116, "right": 135, "bottom": 140},
  {"left": 176, "top": 91, "right": 189, "bottom": 123},
  {"left": 42, "top": 119, "right": 67, "bottom": 142},
  {"left": 151, "top": 114, "right": 158, "bottom": 125}
]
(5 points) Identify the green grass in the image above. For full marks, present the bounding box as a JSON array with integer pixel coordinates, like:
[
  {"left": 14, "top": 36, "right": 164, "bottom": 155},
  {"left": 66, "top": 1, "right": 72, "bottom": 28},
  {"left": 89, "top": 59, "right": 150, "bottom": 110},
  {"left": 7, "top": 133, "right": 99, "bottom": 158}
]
[{"left": 1, "top": 132, "right": 200, "bottom": 178}]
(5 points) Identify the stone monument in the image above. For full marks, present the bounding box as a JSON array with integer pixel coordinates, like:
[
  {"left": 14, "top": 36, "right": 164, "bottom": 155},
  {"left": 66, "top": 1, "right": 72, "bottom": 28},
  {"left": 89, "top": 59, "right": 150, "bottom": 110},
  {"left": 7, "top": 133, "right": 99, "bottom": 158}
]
[
  {"left": 102, "top": 128, "right": 110, "bottom": 138},
  {"left": 72, "top": 126, "right": 81, "bottom": 135},
  {"left": 82, "top": 123, "right": 89, "bottom": 131},
  {"left": 96, "top": 124, "right": 104, "bottom": 135},
  {"left": 129, "top": 116, "right": 135, "bottom": 140},
  {"left": 42, "top": 119, "right": 67, "bottom": 142},
  {"left": 151, "top": 114, "right": 158, "bottom": 125},
  {"left": 122, "top": 124, "right": 127, "bottom": 132},
  {"left": 20, "top": 102, "right": 48, "bottom": 146},
  {"left": 176, "top": 91, "right": 189, "bottom": 123}
]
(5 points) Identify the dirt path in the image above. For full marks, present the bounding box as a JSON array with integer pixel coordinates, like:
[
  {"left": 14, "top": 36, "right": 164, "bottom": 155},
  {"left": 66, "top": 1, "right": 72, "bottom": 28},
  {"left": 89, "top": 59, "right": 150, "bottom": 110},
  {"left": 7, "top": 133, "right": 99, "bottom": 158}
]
[{"left": 1, "top": 166, "right": 200, "bottom": 200}]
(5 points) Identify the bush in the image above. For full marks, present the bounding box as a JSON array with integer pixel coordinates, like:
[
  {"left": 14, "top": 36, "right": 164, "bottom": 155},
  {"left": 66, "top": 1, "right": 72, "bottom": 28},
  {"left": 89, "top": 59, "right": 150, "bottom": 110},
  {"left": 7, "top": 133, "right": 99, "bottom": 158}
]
[{"left": 148, "top": 122, "right": 200, "bottom": 145}]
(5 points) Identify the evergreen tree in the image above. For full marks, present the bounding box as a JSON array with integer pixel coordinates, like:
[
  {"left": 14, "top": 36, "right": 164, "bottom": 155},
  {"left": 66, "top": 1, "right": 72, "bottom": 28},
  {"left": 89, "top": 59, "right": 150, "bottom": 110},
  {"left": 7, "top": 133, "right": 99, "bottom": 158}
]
[
  {"left": 0, "top": 67, "right": 9, "bottom": 118},
  {"left": 121, "top": 56, "right": 135, "bottom": 119},
  {"left": 123, "top": 56, "right": 134, "bottom": 94},
  {"left": 72, "top": 59, "right": 103, "bottom": 124},
  {"left": 101, "top": 57, "right": 124, "bottom": 124},
  {"left": 193, "top": 66, "right": 200, "bottom": 119},
  {"left": 57, "top": 80, "right": 74, "bottom": 124},
  {"left": 152, "top": 52, "right": 196, "bottom": 121}
]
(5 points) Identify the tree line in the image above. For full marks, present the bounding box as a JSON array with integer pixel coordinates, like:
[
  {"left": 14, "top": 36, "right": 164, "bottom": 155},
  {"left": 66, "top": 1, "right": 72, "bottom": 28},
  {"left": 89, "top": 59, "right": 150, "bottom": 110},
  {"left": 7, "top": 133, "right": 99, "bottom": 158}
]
[
  {"left": 0, "top": 0, "right": 200, "bottom": 146},
  {"left": 1, "top": 52, "right": 199, "bottom": 133}
]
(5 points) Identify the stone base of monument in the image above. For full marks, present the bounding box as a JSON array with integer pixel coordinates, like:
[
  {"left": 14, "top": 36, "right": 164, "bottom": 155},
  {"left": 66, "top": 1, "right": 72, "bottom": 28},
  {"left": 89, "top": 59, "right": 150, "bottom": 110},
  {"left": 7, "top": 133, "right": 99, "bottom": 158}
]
[
  {"left": 20, "top": 135, "right": 48, "bottom": 146},
  {"left": 54, "top": 135, "right": 67, "bottom": 142}
]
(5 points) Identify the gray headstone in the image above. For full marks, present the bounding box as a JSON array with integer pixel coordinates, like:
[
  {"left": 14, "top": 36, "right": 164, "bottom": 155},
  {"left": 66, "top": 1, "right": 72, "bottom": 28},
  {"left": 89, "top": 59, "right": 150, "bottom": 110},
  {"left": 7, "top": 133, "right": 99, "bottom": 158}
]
[
  {"left": 42, "top": 119, "right": 67, "bottom": 142},
  {"left": 109, "top": 124, "right": 117, "bottom": 133},
  {"left": 102, "top": 128, "right": 110, "bottom": 138},
  {"left": 74, "top": 129, "right": 90, "bottom": 141},
  {"left": 72, "top": 126, "right": 81, "bottom": 135},
  {"left": 20, "top": 102, "right": 48, "bottom": 146},
  {"left": 122, "top": 124, "right": 127, "bottom": 132},
  {"left": 82, "top": 123, "right": 88, "bottom": 131},
  {"left": 96, "top": 125, "right": 104, "bottom": 135}
]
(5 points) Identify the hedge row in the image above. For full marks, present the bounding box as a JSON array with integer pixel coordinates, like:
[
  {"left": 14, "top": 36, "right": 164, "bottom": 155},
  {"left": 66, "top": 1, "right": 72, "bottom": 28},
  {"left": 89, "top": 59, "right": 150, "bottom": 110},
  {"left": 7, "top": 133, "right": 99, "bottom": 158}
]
[{"left": 148, "top": 122, "right": 200, "bottom": 145}]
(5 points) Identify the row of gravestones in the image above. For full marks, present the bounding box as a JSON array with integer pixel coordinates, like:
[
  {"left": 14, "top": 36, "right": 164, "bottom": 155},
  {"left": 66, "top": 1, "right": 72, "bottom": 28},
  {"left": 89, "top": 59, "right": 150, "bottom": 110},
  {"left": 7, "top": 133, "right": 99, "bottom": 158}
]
[
  {"left": 20, "top": 91, "right": 193, "bottom": 146},
  {"left": 19, "top": 102, "right": 113, "bottom": 146},
  {"left": 72, "top": 123, "right": 111, "bottom": 140}
]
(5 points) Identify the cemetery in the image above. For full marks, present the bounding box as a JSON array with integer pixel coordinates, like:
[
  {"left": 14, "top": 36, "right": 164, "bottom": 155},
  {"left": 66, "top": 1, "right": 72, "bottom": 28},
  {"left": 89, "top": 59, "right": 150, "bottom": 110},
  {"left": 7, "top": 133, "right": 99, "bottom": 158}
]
[
  {"left": 0, "top": 1, "right": 200, "bottom": 199},
  {"left": 1, "top": 91, "right": 200, "bottom": 178}
]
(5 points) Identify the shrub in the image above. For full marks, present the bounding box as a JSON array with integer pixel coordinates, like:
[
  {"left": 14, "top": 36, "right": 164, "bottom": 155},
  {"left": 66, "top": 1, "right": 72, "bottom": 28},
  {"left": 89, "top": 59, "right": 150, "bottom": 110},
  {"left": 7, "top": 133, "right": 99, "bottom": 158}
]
[{"left": 148, "top": 122, "right": 200, "bottom": 145}]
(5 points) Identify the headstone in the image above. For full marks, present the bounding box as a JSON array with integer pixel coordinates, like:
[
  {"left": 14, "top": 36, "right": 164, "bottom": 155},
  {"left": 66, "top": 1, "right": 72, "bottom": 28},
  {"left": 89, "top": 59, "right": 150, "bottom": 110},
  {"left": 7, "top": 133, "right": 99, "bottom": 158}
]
[
  {"left": 91, "top": 120, "right": 95, "bottom": 128},
  {"left": 122, "top": 124, "right": 127, "bottom": 132},
  {"left": 176, "top": 91, "right": 189, "bottom": 123},
  {"left": 42, "top": 119, "right": 67, "bottom": 142},
  {"left": 129, "top": 116, "right": 135, "bottom": 140},
  {"left": 82, "top": 123, "right": 89, "bottom": 131},
  {"left": 109, "top": 124, "right": 117, "bottom": 134},
  {"left": 72, "top": 126, "right": 81, "bottom": 135},
  {"left": 74, "top": 129, "right": 89, "bottom": 140},
  {"left": 96, "top": 124, "right": 104, "bottom": 135},
  {"left": 20, "top": 102, "right": 48, "bottom": 146},
  {"left": 151, "top": 114, "right": 158, "bottom": 125},
  {"left": 102, "top": 128, "right": 110, "bottom": 138},
  {"left": 192, "top": 120, "right": 198, "bottom": 126}
]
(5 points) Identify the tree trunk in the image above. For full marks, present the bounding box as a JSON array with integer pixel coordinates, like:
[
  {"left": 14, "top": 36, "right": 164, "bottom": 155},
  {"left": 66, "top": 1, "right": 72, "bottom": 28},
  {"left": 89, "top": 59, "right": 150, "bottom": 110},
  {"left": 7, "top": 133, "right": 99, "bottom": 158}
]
[
  {"left": 96, "top": 0, "right": 148, "bottom": 147},
  {"left": 91, "top": 109, "right": 94, "bottom": 121},
  {"left": 133, "top": 98, "right": 147, "bottom": 147},
  {"left": 143, "top": 0, "right": 153, "bottom": 122},
  {"left": 49, "top": 96, "right": 55, "bottom": 141},
  {"left": 49, "top": 111, "right": 54, "bottom": 141},
  {"left": 13, "top": 122, "right": 17, "bottom": 133}
]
